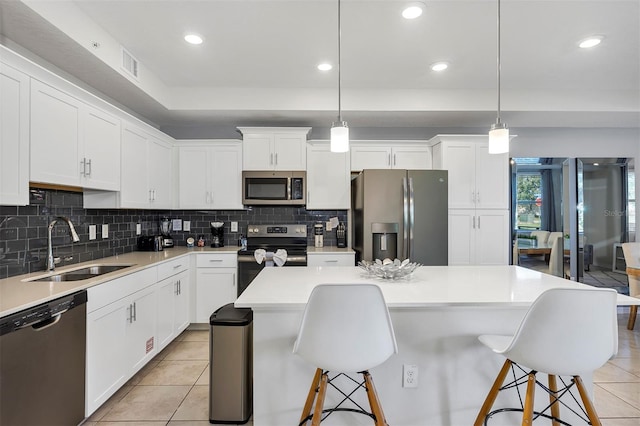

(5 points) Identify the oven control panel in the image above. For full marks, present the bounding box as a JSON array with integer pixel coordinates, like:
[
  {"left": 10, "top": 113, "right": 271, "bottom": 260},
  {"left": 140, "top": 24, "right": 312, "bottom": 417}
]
[{"left": 247, "top": 224, "right": 307, "bottom": 237}]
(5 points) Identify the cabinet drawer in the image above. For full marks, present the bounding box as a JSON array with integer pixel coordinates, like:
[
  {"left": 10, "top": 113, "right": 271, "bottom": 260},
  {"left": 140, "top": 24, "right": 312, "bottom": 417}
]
[
  {"left": 307, "top": 253, "right": 355, "bottom": 267},
  {"left": 87, "top": 267, "right": 157, "bottom": 313},
  {"left": 196, "top": 253, "right": 237, "bottom": 268},
  {"left": 157, "top": 256, "right": 189, "bottom": 280}
]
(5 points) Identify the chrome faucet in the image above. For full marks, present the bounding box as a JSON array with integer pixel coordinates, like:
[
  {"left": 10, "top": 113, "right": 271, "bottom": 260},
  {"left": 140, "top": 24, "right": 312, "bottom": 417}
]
[{"left": 47, "top": 216, "right": 80, "bottom": 271}]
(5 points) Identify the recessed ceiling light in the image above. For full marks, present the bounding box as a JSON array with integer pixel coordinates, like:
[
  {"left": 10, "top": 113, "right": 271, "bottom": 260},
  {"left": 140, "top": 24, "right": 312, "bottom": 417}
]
[
  {"left": 184, "top": 34, "right": 204, "bottom": 45},
  {"left": 431, "top": 62, "right": 448, "bottom": 72},
  {"left": 578, "top": 36, "right": 602, "bottom": 49},
  {"left": 317, "top": 63, "right": 333, "bottom": 71},
  {"left": 402, "top": 3, "right": 424, "bottom": 19}
]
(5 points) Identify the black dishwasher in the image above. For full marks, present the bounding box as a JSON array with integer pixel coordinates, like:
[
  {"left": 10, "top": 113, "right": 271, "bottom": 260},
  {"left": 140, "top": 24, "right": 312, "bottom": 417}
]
[{"left": 0, "top": 290, "right": 87, "bottom": 426}]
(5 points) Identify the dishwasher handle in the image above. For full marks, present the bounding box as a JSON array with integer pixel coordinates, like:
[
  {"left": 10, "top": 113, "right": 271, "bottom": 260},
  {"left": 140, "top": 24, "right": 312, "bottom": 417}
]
[{"left": 31, "top": 313, "right": 63, "bottom": 331}]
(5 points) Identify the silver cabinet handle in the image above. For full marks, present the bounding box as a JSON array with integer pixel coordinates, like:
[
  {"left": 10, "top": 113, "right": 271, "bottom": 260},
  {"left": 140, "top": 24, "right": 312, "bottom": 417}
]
[
  {"left": 80, "top": 158, "right": 86, "bottom": 177},
  {"left": 209, "top": 259, "right": 223, "bottom": 263},
  {"left": 388, "top": 153, "right": 391, "bottom": 166},
  {"left": 325, "top": 259, "right": 339, "bottom": 263},
  {"left": 173, "top": 264, "right": 183, "bottom": 269},
  {"left": 476, "top": 191, "right": 480, "bottom": 203},
  {"left": 393, "top": 154, "right": 397, "bottom": 166},
  {"left": 132, "top": 301, "right": 137, "bottom": 322},
  {"left": 232, "top": 273, "right": 236, "bottom": 287},
  {"left": 473, "top": 216, "right": 476, "bottom": 229},
  {"left": 149, "top": 189, "right": 153, "bottom": 201},
  {"left": 86, "top": 158, "right": 92, "bottom": 176},
  {"left": 478, "top": 216, "right": 481, "bottom": 229},
  {"left": 127, "top": 304, "right": 133, "bottom": 323}
]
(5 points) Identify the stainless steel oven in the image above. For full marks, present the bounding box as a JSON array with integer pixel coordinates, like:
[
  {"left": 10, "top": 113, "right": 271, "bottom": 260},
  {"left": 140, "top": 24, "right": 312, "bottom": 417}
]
[{"left": 237, "top": 224, "right": 307, "bottom": 296}]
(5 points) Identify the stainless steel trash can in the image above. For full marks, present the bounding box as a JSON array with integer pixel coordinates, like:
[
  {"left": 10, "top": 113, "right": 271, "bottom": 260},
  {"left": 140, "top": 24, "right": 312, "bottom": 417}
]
[{"left": 209, "top": 303, "right": 253, "bottom": 424}]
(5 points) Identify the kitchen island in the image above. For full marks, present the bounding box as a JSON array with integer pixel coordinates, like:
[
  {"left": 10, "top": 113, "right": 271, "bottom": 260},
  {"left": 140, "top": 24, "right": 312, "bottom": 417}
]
[{"left": 235, "top": 265, "right": 639, "bottom": 426}]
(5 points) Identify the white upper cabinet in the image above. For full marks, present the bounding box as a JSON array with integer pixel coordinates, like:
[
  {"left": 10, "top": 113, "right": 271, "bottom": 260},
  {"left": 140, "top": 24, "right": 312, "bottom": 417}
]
[
  {"left": 238, "top": 127, "right": 310, "bottom": 170},
  {"left": 30, "top": 80, "right": 121, "bottom": 190},
  {"left": 306, "top": 141, "right": 350, "bottom": 210},
  {"left": 350, "top": 142, "right": 432, "bottom": 171},
  {"left": 84, "top": 122, "right": 173, "bottom": 209},
  {"left": 177, "top": 140, "right": 243, "bottom": 210},
  {"left": 431, "top": 135, "right": 509, "bottom": 210},
  {"left": 0, "top": 62, "right": 30, "bottom": 205}
]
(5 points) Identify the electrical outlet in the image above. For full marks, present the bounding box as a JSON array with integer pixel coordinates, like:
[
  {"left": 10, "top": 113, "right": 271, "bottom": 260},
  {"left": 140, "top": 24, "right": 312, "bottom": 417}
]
[
  {"left": 231, "top": 221, "right": 238, "bottom": 232},
  {"left": 403, "top": 364, "right": 419, "bottom": 388},
  {"left": 184, "top": 221, "right": 191, "bottom": 232},
  {"left": 89, "top": 225, "right": 97, "bottom": 241},
  {"left": 326, "top": 221, "right": 332, "bottom": 231},
  {"left": 136, "top": 223, "right": 142, "bottom": 235},
  {"left": 102, "top": 224, "right": 109, "bottom": 239}
]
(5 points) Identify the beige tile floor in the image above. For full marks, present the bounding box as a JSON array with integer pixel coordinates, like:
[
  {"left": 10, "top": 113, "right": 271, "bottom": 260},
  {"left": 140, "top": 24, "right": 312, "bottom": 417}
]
[{"left": 84, "top": 311, "right": 640, "bottom": 426}]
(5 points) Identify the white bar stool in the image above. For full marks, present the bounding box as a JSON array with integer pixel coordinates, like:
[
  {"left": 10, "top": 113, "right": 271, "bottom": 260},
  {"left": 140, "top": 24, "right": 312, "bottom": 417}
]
[
  {"left": 293, "top": 284, "right": 398, "bottom": 426},
  {"left": 474, "top": 287, "right": 618, "bottom": 426}
]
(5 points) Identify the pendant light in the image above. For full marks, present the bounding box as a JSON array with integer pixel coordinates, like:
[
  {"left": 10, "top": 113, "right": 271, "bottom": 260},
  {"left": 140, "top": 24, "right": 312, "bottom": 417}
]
[
  {"left": 330, "top": 0, "right": 349, "bottom": 153},
  {"left": 488, "top": 0, "right": 509, "bottom": 154}
]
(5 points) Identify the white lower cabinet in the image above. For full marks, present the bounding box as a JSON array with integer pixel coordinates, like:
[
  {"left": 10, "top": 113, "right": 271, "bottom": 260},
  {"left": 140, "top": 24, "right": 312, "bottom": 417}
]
[
  {"left": 307, "top": 252, "right": 355, "bottom": 267},
  {"left": 448, "top": 209, "right": 510, "bottom": 265},
  {"left": 195, "top": 253, "right": 237, "bottom": 323},
  {"left": 86, "top": 267, "right": 157, "bottom": 415},
  {"left": 156, "top": 258, "right": 190, "bottom": 350}
]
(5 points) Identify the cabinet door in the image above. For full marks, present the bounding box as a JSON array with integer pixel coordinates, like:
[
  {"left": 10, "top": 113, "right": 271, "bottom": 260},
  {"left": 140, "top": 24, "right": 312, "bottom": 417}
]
[
  {"left": 179, "top": 146, "right": 210, "bottom": 208},
  {"left": 243, "top": 134, "right": 273, "bottom": 170},
  {"left": 82, "top": 105, "right": 121, "bottom": 191},
  {"left": 392, "top": 146, "right": 432, "bottom": 170},
  {"left": 442, "top": 143, "right": 476, "bottom": 209},
  {"left": 86, "top": 300, "right": 127, "bottom": 415},
  {"left": 147, "top": 137, "right": 173, "bottom": 209},
  {"left": 448, "top": 209, "right": 475, "bottom": 265},
  {"left": 156, "top": 275, "right": 177, "bottom": 350},
  {"left": 475, "top": 210, "right": 510, "bottom": 265},
  {"left": 174, "top": 270, "right": 190, "bottom": 334},
  {"left": 475, "top": 144, "right": 509, "bottom": 209},
  {"left": 0, "top": 63, "right": 29, "bottom": 205},
  {"left": 120, "top": 125, "right": 150, "bottom": 208},
  {"left": 126, "top": 286, "right": 157, "bottom": 375},
  {"left": 273, "top": 133, "right": 306, "bottom": 170},
  {"left": 306, "top": 144, "right": 350, "bottom": 209},
  {"left": 211, "top": 145, "right": 243, "bottom": 209},
  {"left": 30, "top": 80, "right": 81, "bottom": 186},
  {"left": 195, "top": 268, "right": 237, "bottom": 323},
  {"left": 351, "top": 145, "right": 392, "bottom": 171}
]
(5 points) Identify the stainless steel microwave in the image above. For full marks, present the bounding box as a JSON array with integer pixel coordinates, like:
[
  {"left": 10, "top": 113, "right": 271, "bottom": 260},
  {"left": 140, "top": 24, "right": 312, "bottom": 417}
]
[{"left": 242, "top": 171, "right": 306, "bottom": 205}]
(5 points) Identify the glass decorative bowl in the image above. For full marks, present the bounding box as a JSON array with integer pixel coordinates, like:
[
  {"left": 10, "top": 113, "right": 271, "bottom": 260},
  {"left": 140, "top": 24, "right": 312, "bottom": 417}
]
[{"left": 358, "top": 258, "right": 421, "bottom": 280}]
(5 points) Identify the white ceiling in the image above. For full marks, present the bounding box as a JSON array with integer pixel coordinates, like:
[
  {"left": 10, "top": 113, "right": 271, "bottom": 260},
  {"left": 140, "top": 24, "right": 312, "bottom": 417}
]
[{"left": 1, "top": 0, "right": 639, "bottom": 136}]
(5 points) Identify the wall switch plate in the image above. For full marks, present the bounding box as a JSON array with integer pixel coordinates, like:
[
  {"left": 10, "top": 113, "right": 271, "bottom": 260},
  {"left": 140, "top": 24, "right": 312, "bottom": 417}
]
[
  {"left": 136, "top": 223, "right": 141, "bottom": 235},
  {"left": 403, "top": 364, "right": 419, "bottom": 388},
  {"left": 326, "top": 221, "right": 332, "bottom": 231},
  {"left": 183, "top": 221, "right": 191, "bottom": 232},
  {"left": 102, "top": 224, "right": 109, "bottom": 239},
  {"left": 89, "top": 225, "right": 97, "bottom": 240},
  {"left": 231, "top": 221, "right": 238, "bottom": 232}
]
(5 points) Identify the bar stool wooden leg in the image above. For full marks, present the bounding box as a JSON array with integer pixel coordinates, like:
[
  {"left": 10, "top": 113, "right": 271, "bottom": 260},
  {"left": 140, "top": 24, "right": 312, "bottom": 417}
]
[
  {"left": 474, "top": 359, "right": 513, "bottom": 426},
  {"left": 522, "top": 372, "right": 536, "bottom": 426},
  {"left": 363, "top": 371, "right": 388, "bottom": 426},
  {"left": 574, "top": 375, "right": 602, "bottom": 426},
  {"left": 299, "top": 368, "right": 323, "bottom": 426},
  {"left": 547, "top": 374, "right": 561, "bottom": 426},
  {"left": 310, "top": 372, "right": 328, "bottom": 426},
  {"left": 628, "top": 305, "right": 637, "bottom": 330}
]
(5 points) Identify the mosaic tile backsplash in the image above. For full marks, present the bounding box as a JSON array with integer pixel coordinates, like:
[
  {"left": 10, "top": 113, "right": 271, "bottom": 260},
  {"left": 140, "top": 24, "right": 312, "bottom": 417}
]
[{"left": 0, "top": 188, "right": 347, "bottom": 279}]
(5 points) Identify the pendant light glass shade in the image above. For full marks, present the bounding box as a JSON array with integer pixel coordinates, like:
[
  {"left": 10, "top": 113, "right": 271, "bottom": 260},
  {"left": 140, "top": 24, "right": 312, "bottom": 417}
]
[
  {"left": 330, "top": 0, "right": 349, "bottom": 153},
  {"left": 488, "top": 0, "right": 509, "bottom": 154},
  {"left": 488, "top": 122, "right": 509, "bottom": 154},
  {"left": 331, "top": 121, "right": 349, "bottom": 153}
]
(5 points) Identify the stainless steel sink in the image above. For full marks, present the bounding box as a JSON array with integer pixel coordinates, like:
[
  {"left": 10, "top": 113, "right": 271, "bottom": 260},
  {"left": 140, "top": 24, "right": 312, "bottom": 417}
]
[{"left": 28, "top": 264, "right": 134, "bottom": 282}]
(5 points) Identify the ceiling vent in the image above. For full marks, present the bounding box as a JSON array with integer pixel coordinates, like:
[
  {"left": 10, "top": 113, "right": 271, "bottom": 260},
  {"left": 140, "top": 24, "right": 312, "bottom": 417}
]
[{"left": 121, "top": 47, "right": 139, "bottom": 80}]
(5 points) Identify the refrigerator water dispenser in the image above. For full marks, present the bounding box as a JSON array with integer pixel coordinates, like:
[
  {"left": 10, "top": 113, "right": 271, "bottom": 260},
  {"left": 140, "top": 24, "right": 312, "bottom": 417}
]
[{"left": 372, "top": 222, "right": 398, "bottom": 260}]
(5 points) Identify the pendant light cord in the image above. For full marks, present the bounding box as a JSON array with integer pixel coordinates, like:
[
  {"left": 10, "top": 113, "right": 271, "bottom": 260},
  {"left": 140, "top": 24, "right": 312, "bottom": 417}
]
[
  {"left": 496, "top": 0, "right": 502, "bottom": 125},
  {"left": 337, "top": 0, "right": 342, "bottom": 122}
]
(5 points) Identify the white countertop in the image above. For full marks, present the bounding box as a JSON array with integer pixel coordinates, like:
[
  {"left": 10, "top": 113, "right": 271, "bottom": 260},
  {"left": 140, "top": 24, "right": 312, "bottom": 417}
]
[
  {"left": 0, "top": 246, "right": 239, "bottom": 318},
  {"left": 235, "top": 265, "right": 640, "bottom": 309}
]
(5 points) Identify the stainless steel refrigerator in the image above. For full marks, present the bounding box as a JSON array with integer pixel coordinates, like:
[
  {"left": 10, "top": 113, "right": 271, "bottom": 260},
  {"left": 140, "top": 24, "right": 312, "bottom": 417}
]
[{"left": 351, "top": 169, "right": 448, "bottom": 265}]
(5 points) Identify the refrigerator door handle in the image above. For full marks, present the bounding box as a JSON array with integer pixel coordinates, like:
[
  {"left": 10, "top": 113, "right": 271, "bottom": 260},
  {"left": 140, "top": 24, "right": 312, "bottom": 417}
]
[
  {"left": 408, "top": 177, "right": 415, "bottom": 259},
  {"left": 402, "top": 177, "right": 409, "bottom": 259}
]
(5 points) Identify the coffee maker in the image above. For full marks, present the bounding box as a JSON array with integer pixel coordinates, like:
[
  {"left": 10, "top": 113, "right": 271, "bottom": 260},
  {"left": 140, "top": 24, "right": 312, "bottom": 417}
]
[
  {"left": 210, "top": 222, "right": 224, "bottom": 247},
  {"left": 160, "top": 217, "right": 174, "bottom": 248}
]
